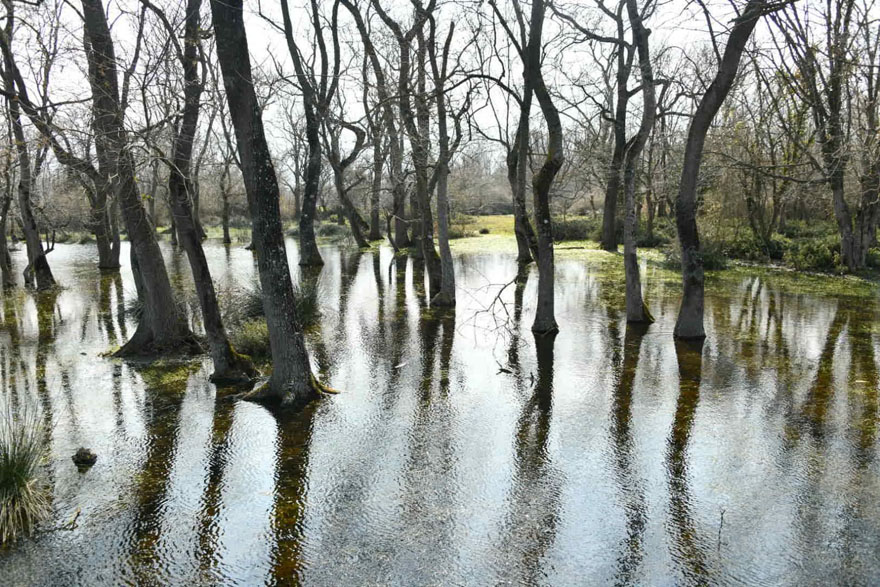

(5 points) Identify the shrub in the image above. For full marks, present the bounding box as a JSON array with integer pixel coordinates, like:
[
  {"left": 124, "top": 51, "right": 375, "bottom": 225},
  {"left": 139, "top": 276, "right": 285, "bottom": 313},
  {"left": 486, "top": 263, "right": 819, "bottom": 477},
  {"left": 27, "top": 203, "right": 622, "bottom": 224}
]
[
  {"left": 316, "top": 222, "right": 349, "bottom": 241},
  {"left": 721, "top": 232, "right": 766, "bottom": 262},
  {"left": 783, "top": 234, "right": 844, "bottom": 273},
  {"left": 637, "top": 228, "right": 671, "bottom": 248},
  {"left": 448, "top": 226, "right": 473, "bottom": 239},
  {"left": 223, "top": 277, "right": 321, "bottom": 337},
  {"left": 661, "top": 239, "right": 728, "bottom": 271},
  {"left": 292, "top": 280, "right": 321, "bottom": 329},
  {"left": 449, "top": 213, "right": 477, "bottom": 239},
  {"left": 0, "top": 403, "right": 50, "bottom": 545},
  {"left": 553, "top": 217, "right": 598, "bottom": 242},
  {"left": 867, "top": 248, "right": 880, "bottom": 269}
]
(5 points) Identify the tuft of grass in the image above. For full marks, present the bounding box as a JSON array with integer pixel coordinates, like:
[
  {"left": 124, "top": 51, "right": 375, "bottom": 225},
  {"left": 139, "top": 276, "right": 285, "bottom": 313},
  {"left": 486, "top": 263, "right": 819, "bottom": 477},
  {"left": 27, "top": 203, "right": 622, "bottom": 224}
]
[
  {"left": 224, "top": 278, "right": 323, "bottom": 363},
  {"left": 316, "top": 222, "right": 350, "bottom": 241},
  {"left": 229, "top": 319, "right": 270, "bottom": 360},
  {"left": 0, "top": 403, "right": 50, "bottom": 545}
]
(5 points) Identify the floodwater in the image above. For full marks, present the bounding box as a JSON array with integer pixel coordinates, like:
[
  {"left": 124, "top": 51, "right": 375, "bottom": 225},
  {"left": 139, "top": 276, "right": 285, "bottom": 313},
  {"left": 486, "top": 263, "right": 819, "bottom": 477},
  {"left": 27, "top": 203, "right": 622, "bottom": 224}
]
[{"left": 0, "top": 236, "right": 879, "bottom": 586}]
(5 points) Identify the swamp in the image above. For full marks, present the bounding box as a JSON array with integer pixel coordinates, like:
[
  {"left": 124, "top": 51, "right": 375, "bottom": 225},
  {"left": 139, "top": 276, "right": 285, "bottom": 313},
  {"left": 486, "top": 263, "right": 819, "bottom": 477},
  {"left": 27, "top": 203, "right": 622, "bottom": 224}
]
[
  {"left": 1, "top": 0, "right": 880, "bottom": 584},
  {"left": 1, "top": 235, "right": 879, "bottom": 585}
]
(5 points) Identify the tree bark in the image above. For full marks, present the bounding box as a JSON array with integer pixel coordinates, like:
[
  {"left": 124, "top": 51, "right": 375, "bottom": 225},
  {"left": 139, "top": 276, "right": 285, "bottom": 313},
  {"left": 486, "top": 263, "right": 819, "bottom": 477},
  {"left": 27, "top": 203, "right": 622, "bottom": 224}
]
[
  {"left": 211, "top": 0, "right": 323, "bottom": 404},
  {"left": 528, "top": 0, "right": 562, "bottom": 335},
  {"left": 2, "top": 4, "right": 54, "bottom": 290},
  {"left": 220, "top": 161, "right": 232, "bottom": 244},
  {"left": 509, "top": 100, "right": 539, "bottom": 264},
  {"left": 369, "top": 140, "right": 383, "bottom": 240},
  {"left": 622, "top": 0, "right": 655, "bottom": 323},
  {"left": 80, "top": 0, "right": 196, "bottom": 357},
  {"left": 159, "top": 0, "right": 257, "bottom": 383},
  {"left": 673, "top": 0, "right": 766, "bottom": 339},
  {"left": 0, "top": 187, "right": 12, "bottom": 288}
]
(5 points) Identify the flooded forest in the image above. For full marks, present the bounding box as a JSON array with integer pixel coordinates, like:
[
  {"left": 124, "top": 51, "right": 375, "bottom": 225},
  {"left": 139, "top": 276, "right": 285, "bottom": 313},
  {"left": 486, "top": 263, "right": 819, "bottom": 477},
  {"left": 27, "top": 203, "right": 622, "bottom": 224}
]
[{"left": 1, "top": 0, "right": 879, "bottom": 585}]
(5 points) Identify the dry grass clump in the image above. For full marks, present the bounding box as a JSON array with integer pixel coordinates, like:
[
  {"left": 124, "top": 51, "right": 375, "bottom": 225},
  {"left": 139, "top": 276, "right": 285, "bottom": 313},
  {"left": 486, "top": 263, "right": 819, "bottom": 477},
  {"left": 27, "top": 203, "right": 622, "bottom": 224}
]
[{"left": 0, "top": 403, "right": 50, "bottom": 545}]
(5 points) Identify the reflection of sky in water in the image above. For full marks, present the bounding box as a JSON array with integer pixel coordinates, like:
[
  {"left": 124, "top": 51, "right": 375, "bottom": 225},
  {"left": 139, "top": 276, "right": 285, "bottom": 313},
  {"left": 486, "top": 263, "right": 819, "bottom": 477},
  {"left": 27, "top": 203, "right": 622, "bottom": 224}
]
[{"left": 0, "top": 239, "right": 878, "bottom": 586}]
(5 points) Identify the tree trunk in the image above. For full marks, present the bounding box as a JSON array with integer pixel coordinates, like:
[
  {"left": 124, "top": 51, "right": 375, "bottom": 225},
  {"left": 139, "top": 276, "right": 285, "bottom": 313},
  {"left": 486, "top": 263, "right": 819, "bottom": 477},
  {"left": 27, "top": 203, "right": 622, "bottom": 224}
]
[
  {"left": 165, "top": 0, "right": 256, "bottom": 384},
  {"left": 509, "top": 102, "right": 539, "bottom": 264},
  {"left": 2, "top": 8, "right": 53, "bottom": 290},
  {"left": 369, "top": 143, "right": 383, "bottom": 240},
  {"left": 91, "top": 181, "right": 120, "bottom": 270},
  {"left": 81, "top": 0, "right": 196, "bottom": 357},
  {"left": 673, "top": 0, "right": 765, "bottom": 339},
  {"left": 299, "top": 117, "right": 324, "bottom": 266},
  {"left": 623, "top": 0, "right": 655, "bottom": 323},
  {"left": 601, "top": 23, "right": 633, "bottom": 253},
  {"left": 528, "top": 0, "right": 562, "bottom": 335},
  {"left": 108, "top": 191, "right": 121, "bottom": 268},
  {"left": 600, "top": 148, "right": 624, "bottom": 251},
  {"left": 0, "top": 191, "right": 12, "bottom": 288},
  {"left": 211, "top": 0, "right": 322, "bottom": 404},
  {"left": 433, "top": 161, "right": 455, "bottom": 306},
  {"left": 192, "top": 177, "right": 207, "bottom": 241},
  {"left": 148, "top": 158, "right": 159, "bottom": 229},
  {"left": 220, "top": 162, "right": 232, "bottom": 244}
]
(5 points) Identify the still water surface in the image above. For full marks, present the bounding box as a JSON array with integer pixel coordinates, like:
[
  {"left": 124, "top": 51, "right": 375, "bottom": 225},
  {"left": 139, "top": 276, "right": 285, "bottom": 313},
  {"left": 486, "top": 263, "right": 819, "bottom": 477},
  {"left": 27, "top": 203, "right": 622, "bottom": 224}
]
[{"left": 0, "top": 238, "right": 878, "bottom": 586}]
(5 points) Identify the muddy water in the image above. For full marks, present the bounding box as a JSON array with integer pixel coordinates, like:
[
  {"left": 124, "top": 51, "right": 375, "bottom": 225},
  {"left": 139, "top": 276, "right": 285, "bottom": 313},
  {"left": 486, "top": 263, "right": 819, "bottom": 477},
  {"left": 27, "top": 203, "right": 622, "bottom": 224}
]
[{"left": 0, "top": 238, "right": 878, "bottom": 586}]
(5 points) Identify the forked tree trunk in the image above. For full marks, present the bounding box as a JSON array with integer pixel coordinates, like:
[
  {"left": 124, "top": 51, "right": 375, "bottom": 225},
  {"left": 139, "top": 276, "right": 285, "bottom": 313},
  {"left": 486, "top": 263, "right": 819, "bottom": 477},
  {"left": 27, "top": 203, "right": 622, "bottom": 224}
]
[
  {"left": 80, "top": 0, "right": 196, "bottom": 357},
  {"left": 211, "top": 0, "right": 322, "bottom": 405},
  {"left": 674, "top": 0, "right": 766, "bottom": 339},
  {"left": 88, "top": 180, "right": 120, "bottom": 270}
]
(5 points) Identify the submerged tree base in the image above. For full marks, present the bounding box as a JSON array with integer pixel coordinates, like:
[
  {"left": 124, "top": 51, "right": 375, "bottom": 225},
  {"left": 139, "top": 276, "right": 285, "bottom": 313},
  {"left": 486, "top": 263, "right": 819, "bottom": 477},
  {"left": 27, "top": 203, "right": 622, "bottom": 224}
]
[
  {"left": 113, "top": 330, "right": 203, "bottom": 360},
  {"left": 430, "top": 291, "right": 455, "bottom": 307},
  {"left": 627, "top": 300, "right": 655, "bottom": 324},
  {"left": 242, "top": 373, "right": 338, "bottom": 408}
]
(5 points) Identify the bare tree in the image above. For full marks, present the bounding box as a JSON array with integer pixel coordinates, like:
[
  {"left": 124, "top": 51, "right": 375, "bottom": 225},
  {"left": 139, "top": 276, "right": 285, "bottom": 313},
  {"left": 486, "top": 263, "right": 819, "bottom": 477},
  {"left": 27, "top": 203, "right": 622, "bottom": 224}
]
[
  {"left": 211, "top": 0, "right": 330, "bottom": 404},
  {"left": 622, "top": 0, "right": 656, "bottom": 323},
  {"left": 80, "top": 0, "right": 197, "bottom": 355},
  {"left": 141, "top": 0, "right": 256, "bottom": 382},
  {"left": 527, "top": 0, "right": 563, "bottom": 334},
  {"left": 674, "top": 0, "right": 775, "bottom": 339},
  {"left": 0, "top": 0, "right": 54, "bottom": 289},
  {"left": 486, "top": 0, "right": 540, "bottom": 264},
  {"left": 272, "top": 0, "right": 345, "bottom": 267},
  {"left": 770, "top": 0, "right": 879, "bottom": 270}
]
